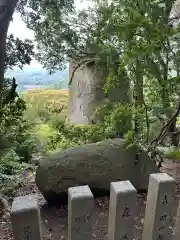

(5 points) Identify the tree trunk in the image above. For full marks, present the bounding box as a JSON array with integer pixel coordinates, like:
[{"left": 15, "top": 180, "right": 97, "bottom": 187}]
[
  {"left": 169, "top": 119, "right": 179, "bottom": 147},
  {"left": 0, "top": 0, "right": 18, "bottom": 93},
  {"left": 134, "top": 60, "right": 144, "bottom": 134},
  {"left": 0, "top": 29, "right": 7, "bottom": 91},
  {"left": 160, "top": 86, "right": 179, "bottom": 146}
]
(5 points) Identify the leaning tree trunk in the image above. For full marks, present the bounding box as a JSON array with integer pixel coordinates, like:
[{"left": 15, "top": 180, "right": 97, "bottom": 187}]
[
  {"left": 169, "top": 119, "right": 179, "bottom": 146},
  {"left": 0, "top": 0, "right": 18, "bottom": 93},
  {"left": 134, "top": 60, "right": 144, "bottom": 135},
  {"left": 160, "top": 85, "right": 179, "bottom": 147}
]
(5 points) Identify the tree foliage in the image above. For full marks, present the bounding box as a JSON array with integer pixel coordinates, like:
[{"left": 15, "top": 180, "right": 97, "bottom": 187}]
[
  {"left": 5, "top": 34, "right": 34, "bottom": 71},
  {"left": 17, "top": 0, "right": 75, "bottom": 71},
  {"left": 20, "top": 0, "right": 180, "bottom": 165},
  {"left": 1, "top": 0, "right": 180, "bottom": 170},
  {"left": 16, "top": 0, "right": 106, "bottom": 72}
]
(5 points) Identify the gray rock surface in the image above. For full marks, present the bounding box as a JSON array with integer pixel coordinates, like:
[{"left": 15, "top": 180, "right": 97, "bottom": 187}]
[
  {"left": 35, "top": 138, "right": 159, "bottom": 203},
  {"left": 67, "top": 61, "right": 130, "bottom": 125},
  {"left": 11, "top": 195, "right": 42, "bottom": 240},
  {"left": 67, "top": 61, "right": 106, "bottom": 125}
]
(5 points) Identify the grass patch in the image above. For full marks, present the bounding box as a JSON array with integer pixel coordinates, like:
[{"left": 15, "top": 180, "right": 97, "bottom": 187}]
[{"left": 35, "top": 123, "right": 56, "bottom": 142}]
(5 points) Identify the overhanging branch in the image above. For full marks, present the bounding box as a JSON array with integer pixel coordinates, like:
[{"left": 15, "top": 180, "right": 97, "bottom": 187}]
[
  {"left": 149, "top": 100, "right": 180, "bottom": 149},
  {"left": 68, "top": 58, "right": 99, "bottom": 85}
]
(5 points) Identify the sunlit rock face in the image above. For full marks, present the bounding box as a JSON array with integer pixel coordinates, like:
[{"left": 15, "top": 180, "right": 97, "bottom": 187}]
[{"left": 67, "top": 60, "right": 130, "bottom": 125}]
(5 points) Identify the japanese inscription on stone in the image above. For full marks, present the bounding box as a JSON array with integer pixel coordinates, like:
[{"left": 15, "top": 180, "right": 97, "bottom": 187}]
[
  {"left": 161, "top": 194, "right": 168, "bottom": 206},
  {"left": 73, "top": 214, "right": 91, "bottom": 234},
  {"left": 120, "top": 234, "right": 128, "bottom": 239},
  {"left": 119, "top": 205, "right": 131, "bottom": 240},
  {"left": 157, "top": 234, "right": 164, "bottom": 240},
  {"left": 122, "top": 205, "right": 131, "bottom": 218},
  {"left": 156, "top": 194, "right": 169, "bottom": 239},
  {"left": 141, "top": 173, "right": 177, "bottom": 240},
  {"left": 108, "top": 181, "right": 136, "bottom": 240},
  {"left": 11, "top": 195, "right": 42, "bottom": 240},
  {"left": 74, "top": 215, "right": 91, "bottom": 222},
  {"left": 20, "top": 225, "right": 33, "bottom": 240}
]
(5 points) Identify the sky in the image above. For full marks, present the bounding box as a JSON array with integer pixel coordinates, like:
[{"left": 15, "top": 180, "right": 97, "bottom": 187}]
[
  {"left": 8, "top": 0, "right": 93, "bottom": 69},
  {"left": 8, "top": 12, "right": 41, "bottom": 68}
]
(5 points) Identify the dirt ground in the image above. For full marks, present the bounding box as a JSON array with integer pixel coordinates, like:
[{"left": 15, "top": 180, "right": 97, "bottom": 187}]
[{"left": 1, "top": 160, "right": 180, "bottom": 240}]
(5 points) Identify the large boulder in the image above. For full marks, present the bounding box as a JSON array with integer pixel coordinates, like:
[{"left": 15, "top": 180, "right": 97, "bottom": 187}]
[{"left": 35, "top": 138, "right": 159, "bottom": 203}]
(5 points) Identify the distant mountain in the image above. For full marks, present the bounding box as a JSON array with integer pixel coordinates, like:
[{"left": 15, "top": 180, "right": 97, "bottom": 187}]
[{"left": 5, "top": 66, "right": 68, "bottom": 92}]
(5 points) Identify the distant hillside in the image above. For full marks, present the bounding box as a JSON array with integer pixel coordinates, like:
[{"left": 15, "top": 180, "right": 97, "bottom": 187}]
[
  {"left": 5, "top": 66, "right": 68, "bottom": 92},
  {"left": 23, "top": 88, "right": 68, "bottom": 122}
]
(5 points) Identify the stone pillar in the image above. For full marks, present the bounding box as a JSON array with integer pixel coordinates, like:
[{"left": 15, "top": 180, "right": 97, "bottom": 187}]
[
  {"left": 173, "top": 200, "right": 180, "bottom": 240},
  {"left": 142, "top": 173, "right": 177, "bottom": 240},
  {"left": 68, "top": 185, "right": 94, "bottom": 240},
  {"left": 10, "top": 195, "right": 42, "bottom": 240},
  {"left": 108, "top": 180, "right": 137, "bottom": 240},
  {"left": 67, "top": 60, "right": 107, "bottom": 125}
]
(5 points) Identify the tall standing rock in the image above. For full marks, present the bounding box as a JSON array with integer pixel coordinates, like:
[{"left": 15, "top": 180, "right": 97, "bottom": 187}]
[
  {"left": 67, "top": 60, "right": 106, "bottom": 124},
  {"left": 67, "top": 60, "right": 130, "bottom": 125}
]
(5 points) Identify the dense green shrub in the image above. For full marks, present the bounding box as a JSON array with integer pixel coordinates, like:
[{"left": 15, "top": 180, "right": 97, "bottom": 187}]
[
  {"left": 0, "top": 81, "right": 38, "bottom": 176},
  {"left": 45, "top": 102, "right": 132, "bottom": 152},
  {"left": 45, "top": 122, "right": 110, "bottom": 152},
  {"left": 99, "top": 102, "right": 132, "bottom": 135},
  {"left": 0, "top": 150, "right": 21, "bottom": 175}
]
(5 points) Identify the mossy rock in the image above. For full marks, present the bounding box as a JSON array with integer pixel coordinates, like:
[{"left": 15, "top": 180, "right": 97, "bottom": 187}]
[{"left": 36, "top": 138, "right": 159, "bottom": 204}]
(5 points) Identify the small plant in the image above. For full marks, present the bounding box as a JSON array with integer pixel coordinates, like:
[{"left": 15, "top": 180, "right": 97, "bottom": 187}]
[{"left": 163, "top": 146, "right": 180, "bottom": 161}]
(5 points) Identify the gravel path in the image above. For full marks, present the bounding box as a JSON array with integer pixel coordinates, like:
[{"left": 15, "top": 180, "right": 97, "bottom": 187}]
[{"left": 1, "top": 160, "right": 180, "bottom": 240}]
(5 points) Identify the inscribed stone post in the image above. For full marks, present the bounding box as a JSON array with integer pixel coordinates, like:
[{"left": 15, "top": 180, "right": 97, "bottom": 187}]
[
  {"left": 142, "top": 173, "right": 177, "bottom": 240},
  {"left": 173, "top": 199, "right": 180, "bottom": 240},
  {"left": 10, "top": 195, "right": 42, "bottom": 240},
  {"left": 108, "top": 180, "right": 137, "bottom": 240},
  {"left": 68, "top": 185, "right": 94, "bottom": 240}
]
